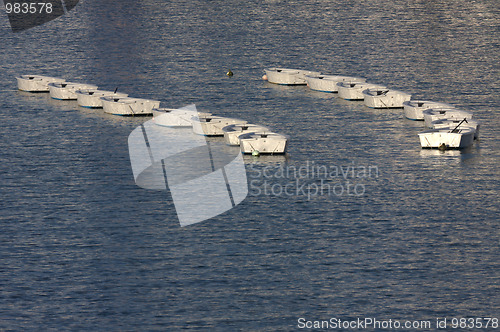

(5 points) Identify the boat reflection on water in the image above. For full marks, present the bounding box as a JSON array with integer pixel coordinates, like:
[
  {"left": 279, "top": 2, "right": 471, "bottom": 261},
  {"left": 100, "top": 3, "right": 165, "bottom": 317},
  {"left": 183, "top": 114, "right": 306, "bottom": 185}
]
[
  {"left": 419, "top": 145, "right": 479, "bottom": 164},
  {"left": 242, "top": 153, "right": 289, "bottom": 165}
]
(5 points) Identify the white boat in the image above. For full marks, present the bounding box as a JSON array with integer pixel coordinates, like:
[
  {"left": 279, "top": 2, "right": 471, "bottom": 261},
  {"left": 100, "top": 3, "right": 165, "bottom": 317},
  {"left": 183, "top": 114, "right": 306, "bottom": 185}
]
[
  {"left": 305, "top": 75, "right": 366, "bottom": 93},
  {"left": 264, "top": 68, "right": 321, "bottom": 85},
  {"left": 239, "top": 132, "right": 288, "bottom": 154},
  {"left": 222, "top": 124, "right": 270, "bottom": 146},
  {"left": 76, "top": 89, "right": 128, "bottom": 108},
  {"left": 337, "top": 82, "right": 386, "bottom": 100},
  {"left": 403, "top": 100, "right": 455, "bottom": 121},
  {"left": 152, "top": 107, "right": 212, "bottom": 127},
  {"left": 101, "top": 96, "right": 160, "bottom": 116},
  {"left": 431, "top": 118, "right": 480, "bottom": 139},
  {"left": 192, "top": 116, "right": 247, "bottom": 136},
  {"left": 48, "top": 82, "right": 98, "bottom": 100},
  {"left": 423, "top": 108, "right": 474, "bottom": 128},
  {"left": 16, "top": 75, "right": 65, "bottom": 92},
  {"left": 362, "top": 88, "right": 411, "bottom": 108},
  {"left": 418, "top": 126, "right": 475, "bottom": 149}
]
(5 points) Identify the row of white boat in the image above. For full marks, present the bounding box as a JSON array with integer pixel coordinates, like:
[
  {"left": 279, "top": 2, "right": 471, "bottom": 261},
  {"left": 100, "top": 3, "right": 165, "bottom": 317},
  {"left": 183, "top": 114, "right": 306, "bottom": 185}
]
[
  {"left": 263, "top": 68, "right": 481, "bottom": 150},
  {"left": 16, "top": 74, "right": 288, "bottom": 155}
]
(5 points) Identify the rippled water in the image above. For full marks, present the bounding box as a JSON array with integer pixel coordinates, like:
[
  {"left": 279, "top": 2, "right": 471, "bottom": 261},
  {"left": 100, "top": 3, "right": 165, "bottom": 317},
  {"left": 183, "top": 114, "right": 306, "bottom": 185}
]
[{"left": 1, "top": 0, "right": 499, "bottom": 330}]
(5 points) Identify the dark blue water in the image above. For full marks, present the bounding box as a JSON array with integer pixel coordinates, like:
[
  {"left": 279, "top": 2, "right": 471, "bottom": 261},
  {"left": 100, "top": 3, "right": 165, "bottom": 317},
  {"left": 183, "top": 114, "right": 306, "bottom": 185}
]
[{"left": 1, "top": 0, "right": 499, "bottom": 330}]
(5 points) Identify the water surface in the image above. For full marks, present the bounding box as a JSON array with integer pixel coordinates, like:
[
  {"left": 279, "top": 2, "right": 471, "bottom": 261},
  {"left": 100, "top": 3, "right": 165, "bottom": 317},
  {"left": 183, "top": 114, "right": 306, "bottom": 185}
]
[{"left": 0, "top": 0, "right": 498, "bottom": 330}]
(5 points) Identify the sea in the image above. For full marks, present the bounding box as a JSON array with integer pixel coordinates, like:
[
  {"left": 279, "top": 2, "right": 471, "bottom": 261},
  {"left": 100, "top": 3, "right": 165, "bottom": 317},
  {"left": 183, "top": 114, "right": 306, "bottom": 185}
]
[{"left": 0, "top": 0, "right": 498, "bottom": 330}]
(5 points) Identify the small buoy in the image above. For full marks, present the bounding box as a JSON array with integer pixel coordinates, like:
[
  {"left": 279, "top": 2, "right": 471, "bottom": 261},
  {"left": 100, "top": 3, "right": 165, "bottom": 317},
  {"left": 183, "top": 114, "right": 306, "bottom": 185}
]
[
  {"left": 252, "top": 150, "right": 260, "bottom": 157},
  {"left": 262, "top": 74, "right": 268, "bottom": 81},
  {"left": 226, "top": 70, "right": 233, "bottom": 77},
  {"left": 438, "top": 143, "right": 448, "bottom": 151}
]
